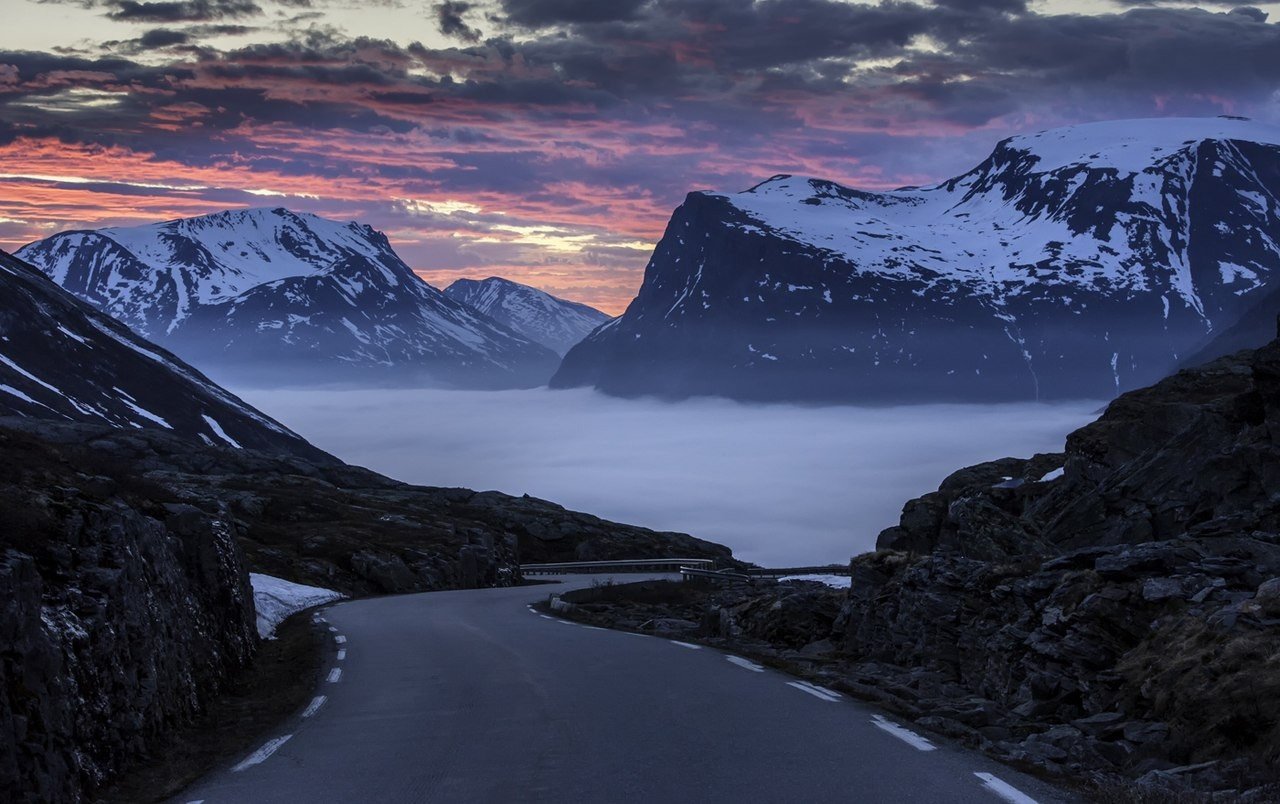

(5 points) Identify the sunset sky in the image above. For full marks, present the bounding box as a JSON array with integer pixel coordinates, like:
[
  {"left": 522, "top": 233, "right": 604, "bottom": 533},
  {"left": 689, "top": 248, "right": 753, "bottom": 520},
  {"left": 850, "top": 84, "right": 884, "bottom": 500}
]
[{"left": 4, "top": 0, "right": 1280, "bottom": 312}]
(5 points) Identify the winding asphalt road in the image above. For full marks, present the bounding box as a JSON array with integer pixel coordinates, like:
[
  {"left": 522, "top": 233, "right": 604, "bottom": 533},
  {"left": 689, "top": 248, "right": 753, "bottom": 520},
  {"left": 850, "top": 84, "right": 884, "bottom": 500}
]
[{"left": 178, "top": 575, "right": 1072, "bottom": 803}]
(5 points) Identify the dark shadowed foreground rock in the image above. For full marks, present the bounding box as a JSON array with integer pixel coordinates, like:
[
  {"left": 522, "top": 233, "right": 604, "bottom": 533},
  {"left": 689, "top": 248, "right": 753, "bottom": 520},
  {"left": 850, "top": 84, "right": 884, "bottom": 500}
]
[
  {"left": 0, "top": 427, "right": 256, "bottom": 803},
  {"left": 0, "top": 417, "right": 733, "bottom": 599},
  {"left": 0, "top": 418, "right": 733, "bottom": 801},
  {"left": 563, "top": 331, "right": 1280, "bottom": 799}
]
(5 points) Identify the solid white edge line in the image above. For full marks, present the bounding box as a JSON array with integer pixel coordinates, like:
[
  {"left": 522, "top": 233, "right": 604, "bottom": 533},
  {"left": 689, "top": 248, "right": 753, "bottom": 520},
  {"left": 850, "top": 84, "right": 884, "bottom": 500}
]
[
  {"left": 337, "top": 649, "right": 346, "bottom": 661},
  {"left": 787, "top": 681, "right": 839, "bottom": 702},
  {"left": 726, "top": 656, "right": 765, "bottom": 672},
  {"left": 583, "top": 625, "right": 607, "bottom": 631},
  {"left": 327, "top": 668, "right": 342, "bottom": 683},
  {"left": 974, "top": 773, "right": 1040, "bottom": 804},
  {"left": 670, "top": 640, "right": 702, "bottom": 650},
  {"left": 871, "top": 715, "right": 936, "bottom": 751},
  {"left": 301, "top": 695, "right": 326, "bottom": 718},
  {"left": 334, "top": 635, "right": 346, "bottom": 644},
  {"left": 231, "top": 734, "right": 293, "bottom": 772}
]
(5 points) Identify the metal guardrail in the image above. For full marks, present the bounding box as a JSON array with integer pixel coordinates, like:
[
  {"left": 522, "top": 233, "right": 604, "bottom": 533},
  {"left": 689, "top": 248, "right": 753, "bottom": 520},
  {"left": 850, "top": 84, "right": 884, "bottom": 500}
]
[
  {"left": 680, "top": 565, "right": 853, "bottom": 584},
  {"left": 678, "top": 567, "right": 756, "bottom": 584},
  {"left": 740, "top": 566, "right": 853, "bottom": 578},
  {"left": 521, "top": 558, "right": 716, "bottom": 575}
]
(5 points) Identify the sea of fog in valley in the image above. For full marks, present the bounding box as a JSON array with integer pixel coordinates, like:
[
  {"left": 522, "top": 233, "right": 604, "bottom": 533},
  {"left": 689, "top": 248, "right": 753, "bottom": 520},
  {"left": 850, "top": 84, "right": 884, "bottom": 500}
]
[{"left": 234, "top": 386, "right": 1102, "bottom": 567}]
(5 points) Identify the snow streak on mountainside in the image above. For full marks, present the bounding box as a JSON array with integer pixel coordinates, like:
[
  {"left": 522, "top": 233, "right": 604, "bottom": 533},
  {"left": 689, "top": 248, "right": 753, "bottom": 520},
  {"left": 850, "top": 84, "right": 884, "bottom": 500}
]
[
  {"left": 444, "top": 277, "right": 612, "bottom": 356},
  {"left": 18, "top": 209, "right": 560, "bottom": 389},
  {"left": 0, "top": 249, "right": 326, "bottom": 458},
  {"left": 554, "top": 117, "right": 1280, "bottom": 403}
]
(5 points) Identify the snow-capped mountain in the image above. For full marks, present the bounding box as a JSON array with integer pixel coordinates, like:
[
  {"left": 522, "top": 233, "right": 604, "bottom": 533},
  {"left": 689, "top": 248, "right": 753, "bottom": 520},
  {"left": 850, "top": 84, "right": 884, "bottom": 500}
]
[
  {"left": 18, "top": 209, "right": 561, "bottom": 388},
  {"left": 0, "top": 249, "right": 325, "bottom": 457},
  {"left": 444, "top": 276, "right": 612, "bottom": 356},
  {"left": 553, "top": 117, "right": 1280, "bottom": 403}
]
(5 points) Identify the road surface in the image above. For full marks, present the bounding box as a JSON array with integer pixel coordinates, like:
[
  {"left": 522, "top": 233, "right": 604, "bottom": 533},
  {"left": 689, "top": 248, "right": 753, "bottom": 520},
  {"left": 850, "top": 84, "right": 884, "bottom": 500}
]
[{"left": 178, "top": 575, "right": 1072, "bottom": 803}]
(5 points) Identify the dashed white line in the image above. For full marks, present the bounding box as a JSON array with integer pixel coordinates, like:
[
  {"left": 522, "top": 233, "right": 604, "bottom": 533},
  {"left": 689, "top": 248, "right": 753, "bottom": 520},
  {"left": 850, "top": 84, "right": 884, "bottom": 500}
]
[
  {"left": 231, "top": 734, "right": 293, "bottom": 772},
  {"left": 539, "top": 614, "right": 554, "bottom": 620},
  {"left": 726, "top": 656, "right": 765, "bottom": 672},
  {"left": 796, "top": 680, "right": 841, "bottom": 699},
  {"left": 334, "top": 635, "right": 346, "bottom": 644},
  {"left": 301, "top": 695, "right": 326, "bottom": 718},
  {"left": 328, "top": 626, "right": 337, "bottom": 633},
  {"left": 337, "top": 649, "right": 346, "bottom": 661},
  {"left": 871, "top": 715, "right": 936, "bottom": 751},
  {"left": 787, "top": 681, "right": 840, "bottom": 702},
  {"left": 583, "top": 625, "right": 607, "bottom": 631},
  {"left": 974, "top": 773, "right": 1040, "bottom": 804},
  {"left": 670, "top": 640, "right": 702, "bottom": 650},
  {"left": 327, "top": 668, "right": 342, "bottom": 683}
]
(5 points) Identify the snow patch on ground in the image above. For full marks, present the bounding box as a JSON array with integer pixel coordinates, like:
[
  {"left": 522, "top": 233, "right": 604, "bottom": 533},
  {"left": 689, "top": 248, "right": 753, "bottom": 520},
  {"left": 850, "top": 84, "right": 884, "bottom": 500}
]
[{"left": 250, "top": 573, "right": 343, "bottom": 639}]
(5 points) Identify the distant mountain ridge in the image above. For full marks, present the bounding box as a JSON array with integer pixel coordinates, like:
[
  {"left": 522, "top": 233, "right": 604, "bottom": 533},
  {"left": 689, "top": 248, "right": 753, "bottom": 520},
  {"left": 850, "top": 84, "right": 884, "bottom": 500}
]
[
  {"left": 444, "top": 276, "right": 612, "bottom": 355},
  {"left": 18, "top": 209, "right": 560, "bottom": 389},
  {"left": 553, "top": 116, "right": 1280, "bottom": 403}
]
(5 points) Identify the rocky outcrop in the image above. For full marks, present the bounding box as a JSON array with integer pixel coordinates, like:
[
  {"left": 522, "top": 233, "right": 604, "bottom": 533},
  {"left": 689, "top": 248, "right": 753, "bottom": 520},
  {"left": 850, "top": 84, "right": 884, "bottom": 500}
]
[
  {"left": 1, "top": 417, "right": 733, "bottom": 598},
  {"left": 557, "top": 327, "right": 1280, "bottom": 798},
  {"left": 0, "top": 426, "right": 257, "bottom": 803}
]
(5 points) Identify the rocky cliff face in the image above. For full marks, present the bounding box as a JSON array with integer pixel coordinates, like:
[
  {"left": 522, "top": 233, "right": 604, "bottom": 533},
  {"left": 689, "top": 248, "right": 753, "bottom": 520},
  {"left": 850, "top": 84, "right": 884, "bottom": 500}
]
[
  {"left": 0, "top": 426, "right": 257, "bottom": 803},
  {"left": 555, "top": 117, "right": 1280, "bottom": 403}
]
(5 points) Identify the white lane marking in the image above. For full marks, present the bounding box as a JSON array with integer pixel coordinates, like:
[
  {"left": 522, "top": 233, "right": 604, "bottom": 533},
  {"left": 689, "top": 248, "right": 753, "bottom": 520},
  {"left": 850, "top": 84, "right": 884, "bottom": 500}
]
[
  {"left": 796, "top": 680, "right": 842, "bottom": 699},
  {"left": 539, "top": 614, "right": 554, "bottom": 620},
  {"left": 583, "top": 625, "right": 607, "bottom": 631},
  {"left": 312, "top": 615, "right": 325, "bottom": 624},
  {"left": 327, "top": 668, "right": 342, "bottom": 683},
  {"left": 670, "top": 640, "right": 702, "bottom": 650},
  {"left": 186, "top": 800, "right": 205, "bottom": 804},
  {"left": 974, "top": 773, "right": 1040, "bottom": 804},
  {"left": 726, "top": 656, "right": 765, "bottom": 672},
  {"left": 527, "top": 606, "right": 536, "bottom": 612},
  {"left": 337, "top": 649, "right": 346, "bottom": 661},
  {"left": 788, "top": 681, "right": 840, "bottom": 702},
  {"left": 301, "top": 695, "right": 326, "bottom": 718},
  {"left": 231, "top": 734, "right": 293, "bottom": 772},
  {"left": 334, "top": 635, "right": 346, "bottom": 644},
  {"left": 623, "top": 632, "right": 648, "bottom": 638},
  {"left": 328, "top": 626, "right": 337, "bottom": 633},
  {"left": 871, "top": 715, "right": 936, "bottom": 751}
]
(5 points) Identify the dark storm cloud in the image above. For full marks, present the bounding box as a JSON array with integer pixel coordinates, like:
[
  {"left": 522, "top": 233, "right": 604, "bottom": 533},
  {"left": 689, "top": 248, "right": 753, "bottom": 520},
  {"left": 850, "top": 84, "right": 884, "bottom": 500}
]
[
  {"left": 436, "top": 1, "right": 483, "bottom": 42},
  {"left": 500, "top": 0, "right": 652, "bottom": 27},
  {"left": 7, "top": 0, "right": 1280, "bottom": 308},
  {"left": 107, "top": 0, "right": 262, "bottom": 21}
]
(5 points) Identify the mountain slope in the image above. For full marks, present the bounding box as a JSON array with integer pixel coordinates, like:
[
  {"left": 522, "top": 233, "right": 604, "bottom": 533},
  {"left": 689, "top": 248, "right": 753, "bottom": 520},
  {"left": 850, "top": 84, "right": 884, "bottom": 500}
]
[
  {"left": 553, "top": 116, "right": 1280, "bottom": 403},
  {"left": 18, "top": 209, "right": 561, "bottom": 389},
  {"left": 0, "top": 249, "right": 325, "bottom": 458},
  {"left": 444, "top": 277, "right": 612, "bottom": 356},
  {"left": 1182, "top": 281, "right": 1280, "bottom": 366}
]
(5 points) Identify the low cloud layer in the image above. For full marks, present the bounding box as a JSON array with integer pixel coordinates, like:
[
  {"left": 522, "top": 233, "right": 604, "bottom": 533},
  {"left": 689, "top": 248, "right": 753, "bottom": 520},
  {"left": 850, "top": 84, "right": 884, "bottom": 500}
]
[{"left": 235, "top": 386, "right": 1099, "bottom": 566}]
